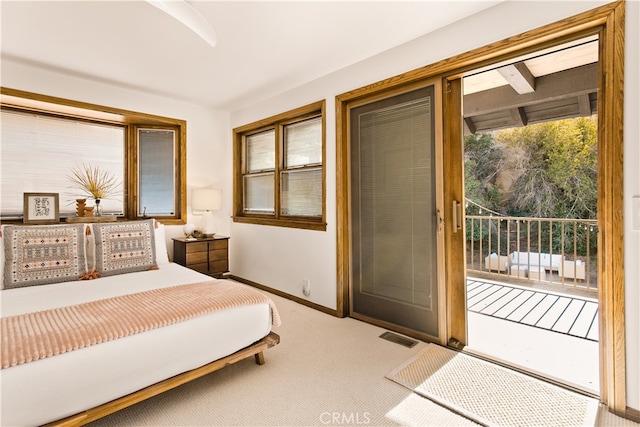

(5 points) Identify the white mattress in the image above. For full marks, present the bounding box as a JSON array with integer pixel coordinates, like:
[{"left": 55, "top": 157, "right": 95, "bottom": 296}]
[{"left": 0, "top": 263, "right": 274, "bottom": 426}]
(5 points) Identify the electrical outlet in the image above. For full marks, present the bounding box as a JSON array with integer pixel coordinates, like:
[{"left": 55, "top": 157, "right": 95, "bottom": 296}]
[{"left": 302, "top": 279, "right": 311, "bottom": 296}]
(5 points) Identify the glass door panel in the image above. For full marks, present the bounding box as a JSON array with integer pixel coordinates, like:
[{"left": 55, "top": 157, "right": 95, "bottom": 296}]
[{"left": 350, "top": 85, "right": 439, "bottom": 337}]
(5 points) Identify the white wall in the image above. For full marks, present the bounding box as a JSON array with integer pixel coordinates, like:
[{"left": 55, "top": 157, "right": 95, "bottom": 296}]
[
  {"left": 229, "top": 0, "right": 639, "bottom": 410},
  {"left": 2, "top": 0, "right": 637, "bottom": 412}
]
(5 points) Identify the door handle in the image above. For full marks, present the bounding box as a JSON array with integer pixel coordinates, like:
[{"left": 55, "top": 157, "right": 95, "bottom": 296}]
[{"left": 452, "top": 200, "right": 462, "bottom": 233}]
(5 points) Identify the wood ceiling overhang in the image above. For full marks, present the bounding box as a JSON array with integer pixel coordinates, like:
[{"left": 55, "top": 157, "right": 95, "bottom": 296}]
[{"left": 462, "top": 38, "right": 598, "bottom": 135}]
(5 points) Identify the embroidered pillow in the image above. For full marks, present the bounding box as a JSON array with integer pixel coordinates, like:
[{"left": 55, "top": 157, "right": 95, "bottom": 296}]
[
  {"left": 92, "top": 219, "right": 157, "bottom": 276},
  {"left": 2, "top": 224, "right": 88, "bottom": 289}
]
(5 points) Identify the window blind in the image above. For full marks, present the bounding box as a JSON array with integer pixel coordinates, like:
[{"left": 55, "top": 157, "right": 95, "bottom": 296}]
[
  {"left": 281, "top": 168, "right": 322, "bottom": 216},
  {"left": 357, "top": 97, "right": 435, "bottom": 309},
  {"left": 1, "top": 110, "right": 125, "bottom": 217},
  {"left": 281, "top": 116, "right": 322, "bottom": 217},
  {"left": 239, "top": 106, "right": 324, "bottom": 223},
  {"left": 284, "top": 117, "right": 322, "bottom": 168},
  {"left": 247, "top": 130, "right": 275, "bottom": 173},
  {"left": 138, "top": 129, "right": 175, "bottom": 216},
  {"left": 244, "top": 173, "right": 275, "bottom": 213}
]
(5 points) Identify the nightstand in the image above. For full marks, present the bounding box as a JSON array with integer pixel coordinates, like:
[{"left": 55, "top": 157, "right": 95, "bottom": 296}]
[{"left": 172, "top": 236, "right": 229, "bottom": 278}]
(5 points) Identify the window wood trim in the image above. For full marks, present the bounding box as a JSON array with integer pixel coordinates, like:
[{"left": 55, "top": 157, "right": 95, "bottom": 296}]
[
  {"left": 336, "top": 0, "right": 625, "bottom": 414},
  {"left": 0, "top": 87, "right": 187, "bottom": 225},
  {"left": 233, "top": 100, "right": 327, "bottom": 231}
]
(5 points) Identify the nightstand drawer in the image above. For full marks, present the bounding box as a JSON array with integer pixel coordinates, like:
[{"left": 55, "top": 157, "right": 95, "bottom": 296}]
[
  {"left": 209, "top": 248, "right": 228, "bottom": 262},
  {"left": 186, "top": 242, "right": 209, "bottom": 253},
  {"left": 189, "top": 262, "right": 210, "bottom": 274},
  {"left": 186, "top": 252, "right": 208, "bottom": 264},
  {"left": 209, "top": 240, "right": 227, "bottom": 250},
  {"left": 210, "top": 260, "right": 228, "bottom": 274}
]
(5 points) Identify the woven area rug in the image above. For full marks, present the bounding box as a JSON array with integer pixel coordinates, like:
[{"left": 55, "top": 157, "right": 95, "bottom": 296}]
[{"left": 386, "top": 344, "right": 599, "bottom": 427}]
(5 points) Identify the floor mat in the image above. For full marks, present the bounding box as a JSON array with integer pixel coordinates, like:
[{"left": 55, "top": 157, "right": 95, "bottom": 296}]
[{"left": 386, "top": 343, "right": 599, "bottom": 426}]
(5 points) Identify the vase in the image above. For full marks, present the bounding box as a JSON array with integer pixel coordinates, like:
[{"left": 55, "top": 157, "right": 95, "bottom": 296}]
[{"left": 95, "top": 198, "right": 103, "bottom": 216}]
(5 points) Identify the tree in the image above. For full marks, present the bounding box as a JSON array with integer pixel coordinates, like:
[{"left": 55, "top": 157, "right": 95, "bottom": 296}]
[
  {"left": 464, "top": 133, "right": 504, "bottom": 215},
  {"left": 495, "top": 116, "right": 597, "bottom": 219}
]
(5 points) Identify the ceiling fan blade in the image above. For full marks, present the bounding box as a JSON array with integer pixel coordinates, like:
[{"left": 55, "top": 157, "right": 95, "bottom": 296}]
[{"left": 146, "top": 0, "right": 217, "bottom": 47}]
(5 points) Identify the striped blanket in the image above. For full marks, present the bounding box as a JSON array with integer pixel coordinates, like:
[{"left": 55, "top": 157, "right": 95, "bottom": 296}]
[{"left": 1, "top": 280, "right": 280, "bottom": 369}]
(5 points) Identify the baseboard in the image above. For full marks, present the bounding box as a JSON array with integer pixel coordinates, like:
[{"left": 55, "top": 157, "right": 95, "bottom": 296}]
[
  {"left": 627, "top": 406, "right": 640, "bottom": 423},
  {"left": 229, "top": 275, "right": 341, "bottom": 317}
]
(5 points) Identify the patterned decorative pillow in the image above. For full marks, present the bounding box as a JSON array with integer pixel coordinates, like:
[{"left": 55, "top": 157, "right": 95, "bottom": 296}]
[
  {"left": 92, "top": 219, "right": 157, "bottom": 277},
  {"left": 3, "top": 224, "right": 88, "bottom": 289}
]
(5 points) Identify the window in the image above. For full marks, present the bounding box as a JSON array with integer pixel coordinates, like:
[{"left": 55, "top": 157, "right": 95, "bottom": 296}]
[
  {"left": 234, "top": 101, "right": 326, "bottom": 230},
  {"left": 1, "top": 110, "right": 126, "bottom": 216},
  {"left": 0, "top": 88, "right": 186, "bottom": 224},
  {"left": 137, "top": 128, "right": 178, "bottom": 216}
]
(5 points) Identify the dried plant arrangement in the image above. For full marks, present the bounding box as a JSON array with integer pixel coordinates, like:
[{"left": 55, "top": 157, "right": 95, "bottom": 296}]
[{"left": 67, "top": 163, "right": 121, "bottom": 200}]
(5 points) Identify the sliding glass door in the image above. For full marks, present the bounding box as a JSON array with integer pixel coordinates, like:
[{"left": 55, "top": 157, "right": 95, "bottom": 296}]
[{"left": 349, "top": 84, "right": 441, "bottom": 338}]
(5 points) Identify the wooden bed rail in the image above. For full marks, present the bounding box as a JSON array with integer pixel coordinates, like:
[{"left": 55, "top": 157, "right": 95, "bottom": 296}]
[{"left": 45, "top": 332, "right": 280, "bottom": 427}]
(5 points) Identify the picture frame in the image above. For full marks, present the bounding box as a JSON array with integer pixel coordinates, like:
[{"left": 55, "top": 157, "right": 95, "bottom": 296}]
[{"left": 23, "top": 193, "right": 60, "bottom": 224}]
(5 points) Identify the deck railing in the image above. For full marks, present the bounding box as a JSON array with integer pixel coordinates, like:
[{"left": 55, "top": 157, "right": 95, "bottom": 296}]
[{"left": 466, "top": 215, "right": 598, "bottom": 291}]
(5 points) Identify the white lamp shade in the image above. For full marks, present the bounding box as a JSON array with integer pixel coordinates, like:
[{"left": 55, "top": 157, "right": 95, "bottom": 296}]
[
  {"left": 183, "top": 223, "right": 196, "bottom": 236},
  {"left": 192, "top": 189, "right": 222, "bottom": 212}
]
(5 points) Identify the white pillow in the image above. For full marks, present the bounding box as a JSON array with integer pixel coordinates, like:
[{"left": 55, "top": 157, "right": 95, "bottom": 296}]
[{"left": 154, "top": 220, "right": 170, "bottom": 265}]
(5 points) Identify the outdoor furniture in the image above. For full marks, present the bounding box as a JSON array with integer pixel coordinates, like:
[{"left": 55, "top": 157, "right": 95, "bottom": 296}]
[
  {"left": 560, "top": 260, "right": 586, "bottom": 280},
  {"left": 509, "top": 251, "right": 564, "bottom": 272},
  {"left": 484, "top": 253, "right": 510, "bottom": 272},
  {"left": 510, "top": 265, "right": 528, "bottom": 278},
  {"left": 528, "top": 266, "right": 547, "bottom": 281}
]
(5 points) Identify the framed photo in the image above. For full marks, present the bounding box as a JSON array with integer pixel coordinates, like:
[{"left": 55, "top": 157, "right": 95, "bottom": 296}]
[{"left": 23, "top": 193, "right": 60, "bottom": 224}]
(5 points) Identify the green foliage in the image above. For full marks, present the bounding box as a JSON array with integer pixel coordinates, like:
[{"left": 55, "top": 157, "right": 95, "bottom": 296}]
[
  {"left": 464, "top": 133, "right": 504, "bottom": 215},
  {"left": 495, "top": 117, "right": 597, "bottom": 219},
  {"left": 465, "top": 117, "right": 598, "bottom": 254}
]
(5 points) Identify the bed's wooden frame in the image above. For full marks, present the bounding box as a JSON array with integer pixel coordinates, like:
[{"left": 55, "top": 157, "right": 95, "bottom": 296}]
[{"left": 45, "top": 332, "right": 280, "bottom": 427}]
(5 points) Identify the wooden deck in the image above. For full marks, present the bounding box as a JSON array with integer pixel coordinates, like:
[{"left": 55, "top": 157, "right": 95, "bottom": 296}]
[{"left": 467, "top": 278, "right": 598, "bottom": 342}]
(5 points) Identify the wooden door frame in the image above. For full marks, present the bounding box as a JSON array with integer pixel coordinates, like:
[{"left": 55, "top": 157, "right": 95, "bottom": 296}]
[
  {"left": 340, "top": 79, "right": 447, "bottom": 344},
  {"left": 336, "top": 0, "right": 625, "bottom": 415}
]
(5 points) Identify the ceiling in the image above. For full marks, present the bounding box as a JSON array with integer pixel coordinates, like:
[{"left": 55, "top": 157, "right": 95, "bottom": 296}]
[
  {"left": 0, "top": 0, "right": 504, "bottom": 112},
  {"left": 1, "top": 1, "right": 599, "bottom": 132}
]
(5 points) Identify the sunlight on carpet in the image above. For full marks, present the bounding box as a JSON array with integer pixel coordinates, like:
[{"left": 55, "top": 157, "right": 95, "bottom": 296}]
[
  {"left": 386, "top": 343, "right": 599, "bottom": 427},
  {"left": 385, "top": 393, "right": 480, "bottom": 426}
]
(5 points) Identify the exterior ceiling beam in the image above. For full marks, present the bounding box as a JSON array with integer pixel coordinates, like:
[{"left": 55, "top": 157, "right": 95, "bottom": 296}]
[
  {"left": 497, "top": 62, "right": 536, "bottom": 94},
  {"left": 464, "top": 63, "right": 597, "bottom": 117},
  {"left": 511, "top": 107, "right": 528, "bottom": 127},
  {"left": 464, "top": 117, "right": 476, "bottom": 135},
  {"left": 578, "top": 93, "right": 592, "bottom": 116}
]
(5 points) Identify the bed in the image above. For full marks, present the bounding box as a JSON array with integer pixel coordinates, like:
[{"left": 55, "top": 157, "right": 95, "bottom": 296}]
[{"left": 1, "top": 220, "right": 280, "bottom": 426}]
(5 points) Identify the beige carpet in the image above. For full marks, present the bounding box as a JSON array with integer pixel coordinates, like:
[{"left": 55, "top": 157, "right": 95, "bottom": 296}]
[
  {"left": 386, "top": 343, "right": 600, "bottom": 427},
  {"left": 86, "top": 287, "right": 635, "bottom": 426},
  {"left": 88, "top": 290, "right": 478, "bottom": 426}
]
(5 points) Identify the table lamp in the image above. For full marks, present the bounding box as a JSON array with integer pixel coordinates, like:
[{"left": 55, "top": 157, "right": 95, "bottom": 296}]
[{"left": 192, "top": 188, "right": 222, "bottom": 237}]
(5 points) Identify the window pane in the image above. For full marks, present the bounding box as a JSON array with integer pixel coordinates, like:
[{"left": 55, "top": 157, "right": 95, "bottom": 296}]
[
  {"left": 1, "top": 110, "right": 124, "bottom": 217},
  {"left": 244, "top": 173, "right": 274, "bottom": 213},
  {"left": 354, "top": 95, "right": 436, "bottom": 311},
  {"left": 285, "top": 117, "right": 322, "bottom": 168},
  {"left": 246, "top": 130, "right": 275, "bottom": 173},
  {"left": 138, "top": 129, "right": 175, "bottom": 216},
  {"left": 281, "top": 168, "right": 322, "bottom": 216}
]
